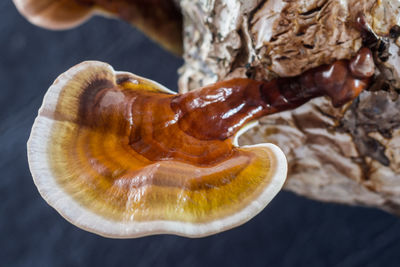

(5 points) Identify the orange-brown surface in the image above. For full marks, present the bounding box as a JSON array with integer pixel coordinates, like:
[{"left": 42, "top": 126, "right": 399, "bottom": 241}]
[{"left": 46, "top": 67, "right": 277, "bottom": 223}]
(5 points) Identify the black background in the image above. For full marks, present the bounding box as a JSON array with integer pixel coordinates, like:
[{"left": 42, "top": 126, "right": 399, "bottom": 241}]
[{"left": 1, "top": 1, "right": 400, "bottom": 266}]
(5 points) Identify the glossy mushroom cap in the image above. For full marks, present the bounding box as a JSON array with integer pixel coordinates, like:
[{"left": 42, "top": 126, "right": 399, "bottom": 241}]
[
  {"left": 13, "top": 0, "right": 94, "bottom": 30},
  {"left": 27, "top": 61, "right": 287, "bottom": 238},
  {"left": 12, "top": 0, "right": 183, "bottom": 54}
]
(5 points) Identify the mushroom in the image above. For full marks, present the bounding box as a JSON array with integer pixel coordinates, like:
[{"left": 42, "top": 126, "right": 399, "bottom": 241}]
[
  {"left": 12, "top": 0, "right": 183, "bottom": 54},
  {"left": 28, "top": 61, "right": 287, "bottom": 238},
  {"left": 28, "top": 47, "right": 373, "bottom": 237}
]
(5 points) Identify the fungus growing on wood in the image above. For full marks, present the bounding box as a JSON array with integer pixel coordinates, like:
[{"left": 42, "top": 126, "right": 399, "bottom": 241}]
[
  {"left": 28, "top": 47, "right": 373, "bottom": 237},
  {"left": 28, "top": 61, "right": 287, "bottom": 237},
  {"left": 12, "top": 0, "right": 182, "bottom": 54},
  {"left": 177, "top": 0, "right": 400, "bottom": 214}
]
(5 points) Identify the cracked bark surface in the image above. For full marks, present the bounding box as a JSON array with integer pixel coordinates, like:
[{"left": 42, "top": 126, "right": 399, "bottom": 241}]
[{"left": 178, "top": 0, "right": 400, "bottom": 214}]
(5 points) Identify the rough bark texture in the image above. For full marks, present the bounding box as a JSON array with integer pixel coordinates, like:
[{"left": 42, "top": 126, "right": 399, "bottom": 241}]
[{"left": 178, "top": 0, "right": 400, "bottom": 214}]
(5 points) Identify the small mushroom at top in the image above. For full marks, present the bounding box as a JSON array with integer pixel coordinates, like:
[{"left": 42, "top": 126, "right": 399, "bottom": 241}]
[
  {"left": 12, "top": 0, "right": 183, "bottom": 54},
  {"left": 27, "top": 47, "right": 374, "bottom": 238}
]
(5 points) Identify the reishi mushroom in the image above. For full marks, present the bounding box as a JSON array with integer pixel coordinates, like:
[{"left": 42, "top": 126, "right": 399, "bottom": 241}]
[
  {"left": 28, "top": 47, "right": 374, "bottom": 237},
  {"left": 28, "top": 61, "right": 287, "bottom": 238},
  {"left": 12, "top": 0, "right": 183, "bottom": 54}
]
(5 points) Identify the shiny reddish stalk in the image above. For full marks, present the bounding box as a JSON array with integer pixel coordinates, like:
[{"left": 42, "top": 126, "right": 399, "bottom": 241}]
[{"left": 172, "top": 47, "right": 374, "bottom": 140}]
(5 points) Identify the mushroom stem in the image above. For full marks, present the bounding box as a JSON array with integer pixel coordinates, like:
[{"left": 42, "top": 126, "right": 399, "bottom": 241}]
[{"left": 172, "top": 47, "right": 374, "bottom": 141}]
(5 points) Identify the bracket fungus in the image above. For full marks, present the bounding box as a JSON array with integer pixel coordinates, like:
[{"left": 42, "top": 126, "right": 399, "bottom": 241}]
[
  {"left": 12, "top": 0, "right": 183, "bottom": 54},
  {"left": 28, "top": 47, "right": 373, "bottom": 237},
  {"left": 28, "top": 62, "right": 287, "bottom": 238}
]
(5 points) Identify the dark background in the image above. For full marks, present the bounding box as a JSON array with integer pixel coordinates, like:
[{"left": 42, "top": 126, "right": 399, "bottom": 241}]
[{"left": 1, "top": 1, "right": 400, "bottom": 266}]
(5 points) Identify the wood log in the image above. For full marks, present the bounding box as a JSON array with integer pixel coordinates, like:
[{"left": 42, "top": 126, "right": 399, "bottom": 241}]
[{"left": 178, "top": 0, "right": 400, "bottom": 214}]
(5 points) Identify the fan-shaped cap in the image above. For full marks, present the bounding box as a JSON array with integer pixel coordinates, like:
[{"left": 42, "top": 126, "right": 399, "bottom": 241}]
[{"left": 27, "top": 61, "right": 287, "bottom": 238}]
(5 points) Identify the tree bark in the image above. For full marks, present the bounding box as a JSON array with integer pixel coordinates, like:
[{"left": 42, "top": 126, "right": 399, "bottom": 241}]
[{"left": 178, "top": 0, "right": 400, "bottom": 214}]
